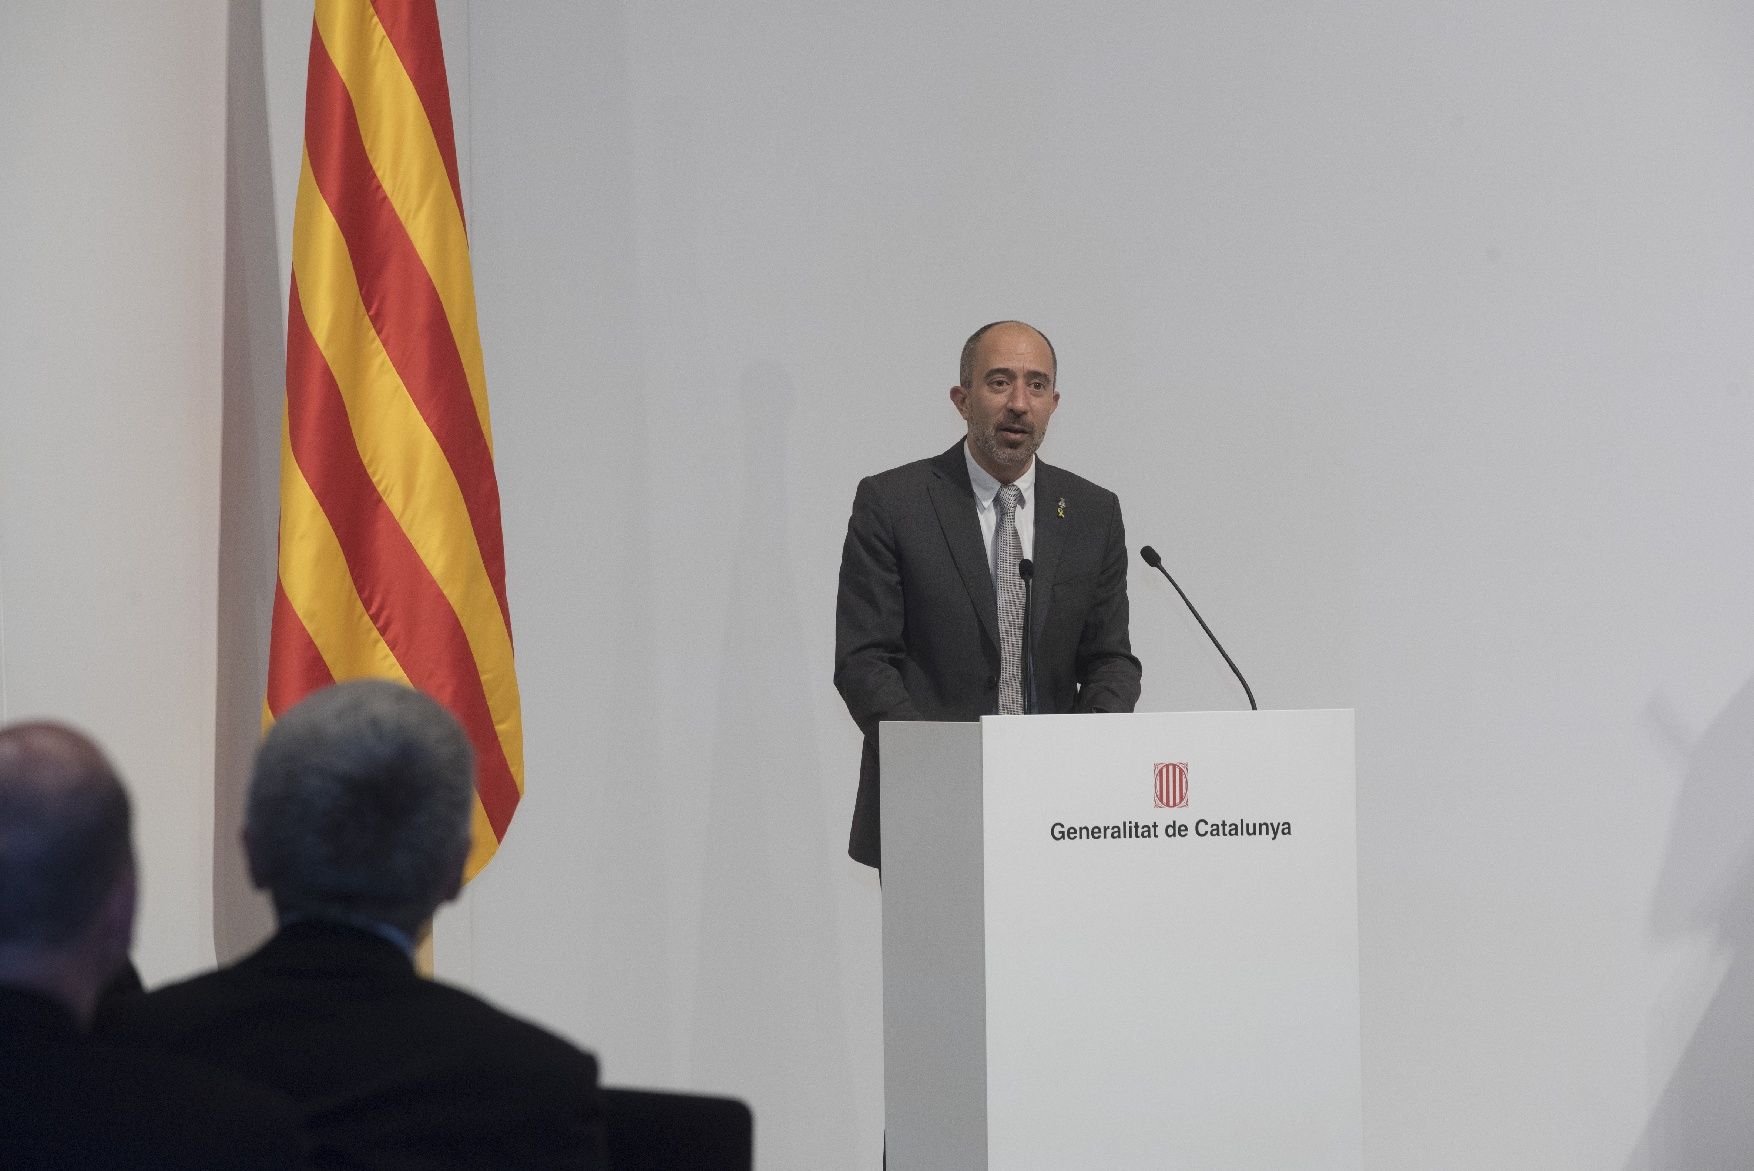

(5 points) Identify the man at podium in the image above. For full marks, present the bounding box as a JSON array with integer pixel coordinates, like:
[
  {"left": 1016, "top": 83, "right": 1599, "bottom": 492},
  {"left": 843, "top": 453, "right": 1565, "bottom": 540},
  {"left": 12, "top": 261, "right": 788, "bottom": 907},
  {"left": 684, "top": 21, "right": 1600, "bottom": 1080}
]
[{"left": 834, "top": 320, "right": 1142, "bottom": 868}]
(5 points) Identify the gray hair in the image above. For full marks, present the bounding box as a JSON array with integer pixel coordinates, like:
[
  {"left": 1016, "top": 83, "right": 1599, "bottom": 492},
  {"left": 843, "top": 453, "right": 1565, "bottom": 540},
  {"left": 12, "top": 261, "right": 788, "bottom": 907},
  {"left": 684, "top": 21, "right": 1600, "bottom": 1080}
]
[
  {"left": 958, "top": 320, "right": 1057, "bottom": 390},
  {"left": 247, "top": 680, "right": 475, "bottom": 933},
  {"left": 0, "top": 722, "right": 132, "bottom": 947}
]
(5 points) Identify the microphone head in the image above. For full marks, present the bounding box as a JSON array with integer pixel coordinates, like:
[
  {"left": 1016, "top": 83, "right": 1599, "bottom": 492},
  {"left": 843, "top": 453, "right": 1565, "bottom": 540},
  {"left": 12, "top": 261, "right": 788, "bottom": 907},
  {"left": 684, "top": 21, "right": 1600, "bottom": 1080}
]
[
  {"left": 1018, "top": 558, "right": 1034, "bottom": 580},
  {"left": 1139, "top": 545, "right": 1162, "bottom": 568}
]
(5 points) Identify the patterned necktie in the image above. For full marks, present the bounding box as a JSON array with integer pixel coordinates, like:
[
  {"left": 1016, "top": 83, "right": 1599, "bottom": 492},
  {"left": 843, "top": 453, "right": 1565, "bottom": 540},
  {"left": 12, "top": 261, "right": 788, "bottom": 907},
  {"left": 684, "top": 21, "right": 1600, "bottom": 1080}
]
[{"left": 996, "top": 484, "right": 1026, "bottom": 714}]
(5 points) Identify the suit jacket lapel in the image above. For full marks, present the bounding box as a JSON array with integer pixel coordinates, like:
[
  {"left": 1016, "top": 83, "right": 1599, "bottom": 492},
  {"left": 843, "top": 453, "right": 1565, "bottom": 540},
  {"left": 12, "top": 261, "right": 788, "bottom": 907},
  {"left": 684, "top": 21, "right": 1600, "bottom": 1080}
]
[
  {"left": 927, "top": 445, "right": 1000, "bottom": 649},
  {"left": 1030, "top": 461, "right": 1067, "bottom": 638}
]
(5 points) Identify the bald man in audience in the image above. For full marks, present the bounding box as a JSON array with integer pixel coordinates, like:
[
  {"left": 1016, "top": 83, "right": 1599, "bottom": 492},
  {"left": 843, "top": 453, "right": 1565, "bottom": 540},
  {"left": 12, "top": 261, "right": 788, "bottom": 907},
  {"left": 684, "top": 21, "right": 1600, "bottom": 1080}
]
[
  {"left": 0, "top": 721, "right": 307, "bottom": 1169},
  {"left": 102, "top": 679, "right": 606, "bottom": 1170}
]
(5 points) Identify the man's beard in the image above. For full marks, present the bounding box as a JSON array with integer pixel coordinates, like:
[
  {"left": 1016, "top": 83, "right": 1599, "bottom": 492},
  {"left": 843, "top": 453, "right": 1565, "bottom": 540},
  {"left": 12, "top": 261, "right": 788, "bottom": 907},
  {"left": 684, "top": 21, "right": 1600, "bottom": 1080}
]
[{"left": 970, "top": 423, "right": 1040, "bottom": 470}]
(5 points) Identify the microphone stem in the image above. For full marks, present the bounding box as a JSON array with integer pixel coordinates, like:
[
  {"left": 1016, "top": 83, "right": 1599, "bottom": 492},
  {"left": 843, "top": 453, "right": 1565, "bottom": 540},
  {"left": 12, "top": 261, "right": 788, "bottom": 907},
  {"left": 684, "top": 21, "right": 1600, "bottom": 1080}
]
[{"left": 1150, "top": 563, "right": 1257, "bottom": 711}]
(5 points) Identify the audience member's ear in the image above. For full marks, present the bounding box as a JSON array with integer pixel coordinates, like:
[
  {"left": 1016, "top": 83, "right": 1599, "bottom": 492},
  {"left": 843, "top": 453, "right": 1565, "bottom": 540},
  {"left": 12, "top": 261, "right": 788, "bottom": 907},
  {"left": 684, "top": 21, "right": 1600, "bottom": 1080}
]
[
  {"left": 439, "top": 843, "right": 468, "bottom": 906},
  {"left": 98, "top": 863, "right": 138, "bottom": 964},
  {"left": 78, "top": 864, "right": 139, "bottom": 1021},
  {"left": 242, "top": 823, "right": 269, "bottom": 890}
]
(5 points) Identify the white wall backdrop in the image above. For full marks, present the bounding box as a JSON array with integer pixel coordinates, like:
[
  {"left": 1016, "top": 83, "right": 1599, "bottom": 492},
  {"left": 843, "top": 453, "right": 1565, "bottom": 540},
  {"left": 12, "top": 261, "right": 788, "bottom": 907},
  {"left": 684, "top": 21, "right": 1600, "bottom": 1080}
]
[
  {"left": 0, "top": 4, "right": 230, "bottom": 984},
  {"left": 5, "top": 2, "right": 1753, "bottom": 1168}
]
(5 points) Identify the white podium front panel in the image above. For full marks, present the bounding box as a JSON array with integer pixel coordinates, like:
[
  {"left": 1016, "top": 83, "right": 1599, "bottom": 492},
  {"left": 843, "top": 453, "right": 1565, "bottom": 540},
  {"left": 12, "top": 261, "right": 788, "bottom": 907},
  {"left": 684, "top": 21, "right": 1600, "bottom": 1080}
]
[
  {"left": 883, "top": 709, "right": 1361, "bottom": 1171},
  {"left": 982, "top": 710, "right": 1360, "bottom": 1169}
]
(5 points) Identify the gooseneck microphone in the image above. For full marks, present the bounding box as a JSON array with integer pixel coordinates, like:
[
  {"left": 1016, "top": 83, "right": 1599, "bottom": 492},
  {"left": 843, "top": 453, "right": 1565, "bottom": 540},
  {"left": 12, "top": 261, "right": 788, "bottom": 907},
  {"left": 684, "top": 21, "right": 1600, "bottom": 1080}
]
[
  {"left": 1018, "top": 558, "right": 1037, "bottom": 714},
  {"left": 1138, "top": 545, "right": 1257, "bottom": 711}
]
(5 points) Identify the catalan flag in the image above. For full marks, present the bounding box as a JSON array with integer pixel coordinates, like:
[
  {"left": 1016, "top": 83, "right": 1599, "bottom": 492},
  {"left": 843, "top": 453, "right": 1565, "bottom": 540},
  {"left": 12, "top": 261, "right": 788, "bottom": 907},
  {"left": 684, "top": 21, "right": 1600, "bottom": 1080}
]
[{"left": 266, "top": 0, "right": 522, "bottom": 879}]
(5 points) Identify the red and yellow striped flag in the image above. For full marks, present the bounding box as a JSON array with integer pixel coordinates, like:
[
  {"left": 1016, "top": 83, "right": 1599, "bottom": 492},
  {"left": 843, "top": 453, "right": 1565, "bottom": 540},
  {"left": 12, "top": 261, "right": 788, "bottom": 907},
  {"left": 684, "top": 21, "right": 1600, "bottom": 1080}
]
[{"left": 266, "top": 0, "right": 521, "bottom": 879}]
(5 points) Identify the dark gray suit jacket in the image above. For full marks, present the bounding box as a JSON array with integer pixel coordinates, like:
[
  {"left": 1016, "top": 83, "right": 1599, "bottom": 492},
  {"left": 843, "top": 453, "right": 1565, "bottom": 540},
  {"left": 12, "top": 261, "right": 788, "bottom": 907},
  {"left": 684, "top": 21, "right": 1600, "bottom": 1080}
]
[
  {"left": 835, "top": 442, "right": 1142, "bottom": 867},
  {"left": 101, "top": 920, "right": 604, "bottom": 1171},
  {"left": 0, "top": 986, "right": 309, "bottom": 1169}
]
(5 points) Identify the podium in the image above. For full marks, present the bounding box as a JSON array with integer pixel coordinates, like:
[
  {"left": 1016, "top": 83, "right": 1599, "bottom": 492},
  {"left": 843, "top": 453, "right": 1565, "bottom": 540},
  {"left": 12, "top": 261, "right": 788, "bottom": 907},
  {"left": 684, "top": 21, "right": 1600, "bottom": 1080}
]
[{"left": 881, "top": 709, "right": 1361, "bottom": 1170}]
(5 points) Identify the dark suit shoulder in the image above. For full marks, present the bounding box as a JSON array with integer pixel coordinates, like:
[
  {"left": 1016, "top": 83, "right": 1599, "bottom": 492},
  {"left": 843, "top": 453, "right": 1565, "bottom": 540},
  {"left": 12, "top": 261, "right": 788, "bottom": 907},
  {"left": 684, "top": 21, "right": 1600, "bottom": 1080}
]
[
  {"left": 1034, "top": 458, "right": 1122, "bottom": 507},
  {"left": 857, "top": 446, "right": 965, "bottom": 497},
  {"left": 109, "top": 944, "right": 596, "bottom": 1081},
  {"left": 98, "top": 960, "right": 263, "bottom": 1048},
  {"left": 104, "top": 942, "right": 602, "bottom": 1171},
  {"left": 0, "top": 1030, "right": 308, "bottom": 1170},
  {"left": 414, "top": 976, "right": 601, "bottom": 1076}
]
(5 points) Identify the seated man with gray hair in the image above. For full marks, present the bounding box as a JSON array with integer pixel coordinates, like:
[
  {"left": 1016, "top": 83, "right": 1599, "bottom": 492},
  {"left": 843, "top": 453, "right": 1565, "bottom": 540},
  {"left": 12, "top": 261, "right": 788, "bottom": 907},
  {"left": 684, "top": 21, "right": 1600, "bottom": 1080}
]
[
  {"left": 103, "top": 680, "right": 605, "bottom": 1170},
  {"left": 0, "top": 720, "right": 307, "bottom": 1169}
]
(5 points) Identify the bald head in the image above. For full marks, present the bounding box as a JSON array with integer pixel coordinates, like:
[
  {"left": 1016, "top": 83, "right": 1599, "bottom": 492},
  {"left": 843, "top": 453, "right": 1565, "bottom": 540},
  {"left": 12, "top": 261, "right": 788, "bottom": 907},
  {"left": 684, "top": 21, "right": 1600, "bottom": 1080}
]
[
  {"left": 0, "top": 721, "right": 136, "bottom": 1023},
  {"left": 958, "top": 320, "right": 1057, "bottom": 391},
  {"left": 0, "top": 722, "right": 133, "bottom": 949}
]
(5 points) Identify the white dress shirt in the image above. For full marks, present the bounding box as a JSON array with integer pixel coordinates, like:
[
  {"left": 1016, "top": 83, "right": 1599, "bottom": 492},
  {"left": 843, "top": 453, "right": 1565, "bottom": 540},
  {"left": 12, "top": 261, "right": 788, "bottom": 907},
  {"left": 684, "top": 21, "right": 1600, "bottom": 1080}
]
[{"left": 963, "top": 441, "right": 1037, "bottom": 585}]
